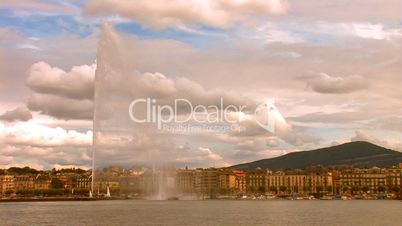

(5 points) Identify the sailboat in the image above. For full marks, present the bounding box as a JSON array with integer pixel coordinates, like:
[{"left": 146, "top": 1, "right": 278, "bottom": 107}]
[{"left": 106, "top": 186, "right": 111, "bottom": 198}]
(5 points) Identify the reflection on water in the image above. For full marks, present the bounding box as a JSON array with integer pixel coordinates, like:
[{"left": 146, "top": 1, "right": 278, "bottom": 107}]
[{"left": 1, "top": 200, "right": 402, "bottom": 226}]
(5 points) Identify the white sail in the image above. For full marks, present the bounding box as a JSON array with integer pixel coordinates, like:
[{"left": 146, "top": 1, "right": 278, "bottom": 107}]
[{"left": 106, "top": 186, "right": 111, "bottom": 198}]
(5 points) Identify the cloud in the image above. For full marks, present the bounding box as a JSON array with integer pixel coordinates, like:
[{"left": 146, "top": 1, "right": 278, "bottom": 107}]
[
  {"left": 24, "top": 56, "right": 255, "bottom": 121},
  {"left": 351, "top": 23, "right": 402, "bottom": 40},
  {"left": 27, "top": 93, "right": 93, "bottom": 120},
  {"left": 0, "top": 122, "right": 92, "bottom": 147},
  {"left": 2, "top": 6, "right": 402, "bottom": 168},
  {"left": 0, "top": 121, "right": 92, "bottom": 169},
  {"left": 175, "top": 146, "right": 229, "bottom": 167},
  {"left": 24, "top": 61, "right": 95, "bottom": 120},
  {"left": 349, "top": 130, "right": 402, "bottom": 152},
  {"left": 0, "top": 106, "right": 32, "bottom": 122},
  {"left": 195, "top": 147, "right": 223, "bottom": 161},
  {"left": 228, "top": 106, "right": 321, "bottom": 147},
  {"left": 303, "top": 73, "right": 368, "bottom": 94},
  {"left": 351, "top": 130, "right": 388, "bottom": 147},
  {"left": 27, "top": 61, "right": 96, "bottom": 100},
  {"left": 244, "top": 23, "right": 305, "bottom": 44},
  {"left": 373, "top": 116, "right": 402, "bottom": 132},
  {"left": 0, "top": 27, "right": 25, "bottom": 46},
  {"left": 288, "top": 0, "right": 402, "bottom": 23},
  {"left": 85, "top": 0, "right": 288, "bottom": 29},
  {"left": 289, "top": 111, "right": 368, "bottom": 124},
  {"left": 0, "top": 0, "right": 79, "bottom": 14}
]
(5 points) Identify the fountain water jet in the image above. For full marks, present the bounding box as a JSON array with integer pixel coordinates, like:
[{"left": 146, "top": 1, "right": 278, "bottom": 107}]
[{"left": 92, "top": 22, "right": 178, "bottom": 199}]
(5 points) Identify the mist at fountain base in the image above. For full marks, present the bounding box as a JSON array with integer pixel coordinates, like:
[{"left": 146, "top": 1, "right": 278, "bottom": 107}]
[{"left": 94, "top": 166, "right": 200, "bottom": 201}]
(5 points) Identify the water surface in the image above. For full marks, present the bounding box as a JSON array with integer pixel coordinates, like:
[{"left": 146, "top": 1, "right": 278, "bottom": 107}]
[{"left": 1, "top": 200, "right": 401, "bottom": 226}]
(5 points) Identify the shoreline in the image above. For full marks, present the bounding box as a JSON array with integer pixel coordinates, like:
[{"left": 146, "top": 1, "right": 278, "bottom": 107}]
[
  {"left": 0, "top": 197, "right": 400, "bottom": 202},
  {"left": 0, "top": 197, "right": 132, "bottom": 202}
]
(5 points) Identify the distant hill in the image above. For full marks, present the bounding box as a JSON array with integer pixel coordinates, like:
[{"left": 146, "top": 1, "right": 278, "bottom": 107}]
[{"left": 230, "top": 141, "right": 402, "bottom": 171}]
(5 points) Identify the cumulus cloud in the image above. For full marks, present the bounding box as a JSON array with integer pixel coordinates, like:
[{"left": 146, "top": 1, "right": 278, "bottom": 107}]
[
  {"left": 228, "top": 106, "right": 321, "bottom": 147},
  {"left": 351, "top": 130, "right": 387, "bottom": 146},
  {"left": 0, "top": 122, "right": 92, "bottom": 148},
  {"left": 3, "top": 4, "right": 401, "bottom": 168},
  {"left": 175, "top": 147, "right": 229, "bottom": 167},
  {"left": 0, "top": 121, "right": 92, "bottom": 169},
  {"left": 195, "top": 147, "right": 223, "bottom": 161},
  {"left": 85, "top": 0, "right": 288, "bottom": 29},
  {"left": 27, "top": 93, "right": 93, "bottom": 120},
  {"left": 24, "top": 56, "right": 254, "bottom": 121},
  {"left": 304, "top": 73, "right": 368, "bottom": 94},
  {"left": 0, "top": 106, "right": 32, "bottom": 122},
  {"left": 23, "top": 61, "right": 96, "bottom": 120},
  {"left": 27, "top": 61, "right": 95, "bottom": 100}
]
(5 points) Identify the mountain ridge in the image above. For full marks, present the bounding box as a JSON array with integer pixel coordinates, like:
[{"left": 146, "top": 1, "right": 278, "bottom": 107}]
[{"left": 229, "top": 141, "right": 402, "bottom": 171}]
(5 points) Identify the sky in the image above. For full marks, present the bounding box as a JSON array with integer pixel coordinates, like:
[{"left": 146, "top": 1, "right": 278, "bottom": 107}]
[{"left": 0, "top": 0, "right": 401, "bottom": 169}]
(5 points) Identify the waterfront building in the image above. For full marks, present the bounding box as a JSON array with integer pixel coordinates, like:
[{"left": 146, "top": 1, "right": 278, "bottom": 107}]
[
  {"left": 0, "top": 175, "right": 15, "bottom": 195},
  {"left": 197, "top": 168, "right": 219, "bottom": 196},
  {"left": 339, "top": 168, "right": 387, "bottom": 194},
  {"left": 267, "top": 172, "right": 333, "bottom": 194},
  {"left": 217, "top": 169, "right": 236, "bottom": 195},
  {"left": 176, "top": 168, "right": 196, "bottom": 194},
  {"left": 246, "top": 168, "right": 272, "bottom": 194},
  {"left": 34, "top": 174, "right": 51, "bottom": 190},
  {"left": 13, "top": 175, "right": 35, "bottom": 191},
  {"left": 233, "top": 170, "right": 246, "bottom": 194},
  {"left": 76, "top": 175, "right": 92, "bottom": 189}
]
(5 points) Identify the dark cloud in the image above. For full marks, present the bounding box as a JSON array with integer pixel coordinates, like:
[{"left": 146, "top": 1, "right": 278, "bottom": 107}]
[
  {"left": 0, "top": 106, "right": 32, "bottom": 122},
  {"left": 303, "top": 73, "right": 368, "bottom": 94},
  {"left": 27, "top": 93, "right": 93, "bottom": 120}
]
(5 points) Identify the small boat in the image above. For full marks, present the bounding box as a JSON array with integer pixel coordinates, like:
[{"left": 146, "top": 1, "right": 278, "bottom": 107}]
[{"left": 106, "top": 186, "right": 111, "bottom": 198}]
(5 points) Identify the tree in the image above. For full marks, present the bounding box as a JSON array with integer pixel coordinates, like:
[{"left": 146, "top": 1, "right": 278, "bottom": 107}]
[
  {"left": 5, "top": 190, "right": 15, "bottom": 196},
  {"left": 218, "top": 188, "right": 229, "bottom": 195},
  {"left": 279, "top": 186, "right": 287, "bottom": 193},
  {"left": 362, "top": 186, "right": 370, "bottom": 193},
  {"left": 391, "top": 186, "right": 400, "bottom": 194},
  {"left": 351, "top": 186, "right": 361, "bottom": 195},
  {"left": 7, "top": 166, "right": 39, "bottom": 175},
  {"left": 51, "top": 178, "right": 64, "bottom": 189},
  {"left": 378, "top": 186, "right": 386, "bottom": 193},
  {"left": 16, "top": 189, "right": 34, "bottom": 196},
  {"left": 258, "top": 186, "right": 265, "bottom": 193}
]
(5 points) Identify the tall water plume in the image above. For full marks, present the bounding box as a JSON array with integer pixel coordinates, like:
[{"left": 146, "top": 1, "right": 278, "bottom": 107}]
[{"left": 92, "top": 22, "right": 177, "bottom": 199}]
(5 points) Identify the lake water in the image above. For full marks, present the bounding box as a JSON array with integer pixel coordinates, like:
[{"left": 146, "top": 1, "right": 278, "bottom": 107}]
[{"left": 1, "top": 200, "right": 401, "bottom": 225}]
